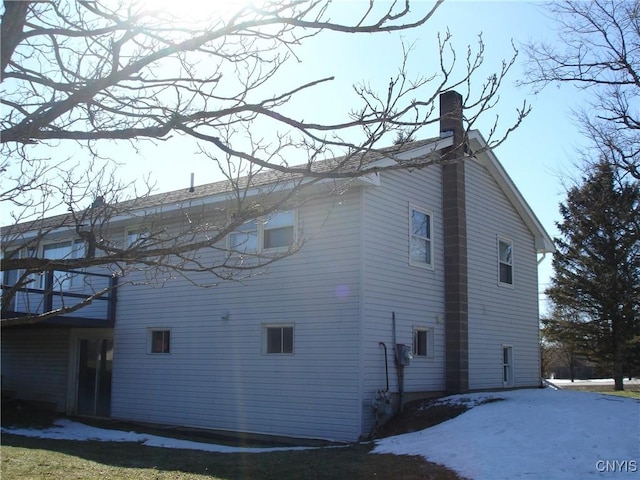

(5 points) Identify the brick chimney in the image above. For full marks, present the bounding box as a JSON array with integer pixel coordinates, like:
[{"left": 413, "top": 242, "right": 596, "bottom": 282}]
[{"left": 440, "top": 91, "right": 469, "bottom": 394}]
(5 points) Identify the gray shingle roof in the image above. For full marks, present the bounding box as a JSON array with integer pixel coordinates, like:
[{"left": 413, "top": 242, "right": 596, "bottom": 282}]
[{"left": 2, "top": 137, "right": 440, "bottom": 234}]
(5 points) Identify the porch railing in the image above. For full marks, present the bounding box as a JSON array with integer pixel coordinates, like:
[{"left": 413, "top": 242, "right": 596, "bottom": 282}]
[{"left": 1, "top": 269, "right": 118, "bottom": 326}]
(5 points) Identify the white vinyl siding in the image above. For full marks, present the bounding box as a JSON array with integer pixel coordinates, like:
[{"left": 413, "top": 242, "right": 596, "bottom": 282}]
[
  {"left": 111, "top": 194, "right": 362, "bottom": 442},
  {"left": 0, "top": 329, "right": 71, "bottom": 411},
  {"left": 361, "top": 164, "right": 446, "bottom": 436},
  {"left": 465, "top": 159, "right": 541, "bottom": 390}
]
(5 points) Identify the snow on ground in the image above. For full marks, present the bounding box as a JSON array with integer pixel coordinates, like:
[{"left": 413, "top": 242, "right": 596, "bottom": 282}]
[
  {"left": 0, "top": 418, "right": 316, "bottom": 454},
  {"left": 374, "top": 387, "right": 640, "bottom": 479},
  {"left": 2, "top": 387, "right": 639, "bottom": 479}
]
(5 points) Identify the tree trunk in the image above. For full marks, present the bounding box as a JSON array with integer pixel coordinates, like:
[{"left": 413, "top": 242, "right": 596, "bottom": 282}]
[
  {"left": 613, "top": 366, "right": 625, "bottom": 391},
  {"left": 1, "top": 1, "right": 30, "bottom": 76}
]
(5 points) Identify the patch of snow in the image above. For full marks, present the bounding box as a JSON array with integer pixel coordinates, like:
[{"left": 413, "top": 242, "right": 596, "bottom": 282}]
[
  {"left": 1, "top": 419, "right": 316, "bottom": 454},
  {"left": 2, "top": 388, "right": 638, "bottom": 478},
  {"left": 374, "top": 388, "right": 640, "bottom": 479}
]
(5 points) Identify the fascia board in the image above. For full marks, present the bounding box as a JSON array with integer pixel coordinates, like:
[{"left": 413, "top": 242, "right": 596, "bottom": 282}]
[
  {"left": 468, "top": 130, "right": 555, "bottom": 254},
  {"left": 367, "top": 136, "right": 454, "bottom": 169},
  {"left": 7, "top": 175, "right": 370, "bottom": 242}
]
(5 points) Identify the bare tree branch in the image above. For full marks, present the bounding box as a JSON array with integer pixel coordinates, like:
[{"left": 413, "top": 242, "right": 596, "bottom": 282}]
[
  {"left": 521, "top": 0, "right": 639, "bottom": 179},
  {"left": 1, "top": 0, "right": 528, "bottom": 325}
]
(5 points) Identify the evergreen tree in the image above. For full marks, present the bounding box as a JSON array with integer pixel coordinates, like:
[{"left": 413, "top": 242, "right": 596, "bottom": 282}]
[{"left": 546, "top": 161, "right": 640, "bottom": 390}]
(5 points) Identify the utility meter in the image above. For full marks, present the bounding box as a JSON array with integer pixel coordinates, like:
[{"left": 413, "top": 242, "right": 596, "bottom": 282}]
[{"left": 395, "top": 344, "right": 413, "bottom": 366}]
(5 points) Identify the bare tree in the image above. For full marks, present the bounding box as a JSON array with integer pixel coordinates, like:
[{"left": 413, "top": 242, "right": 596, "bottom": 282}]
[
  {"left": 1, "top": 0, "right": 529, "bottom": 326},
  {"left": 522, "top": 0, "right": 640, "bottom": 179}
]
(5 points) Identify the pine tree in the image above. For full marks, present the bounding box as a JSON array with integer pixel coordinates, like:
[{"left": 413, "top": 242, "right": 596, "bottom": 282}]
[{"left": 546, "top": 160, "right": 640, "bottom": 390}]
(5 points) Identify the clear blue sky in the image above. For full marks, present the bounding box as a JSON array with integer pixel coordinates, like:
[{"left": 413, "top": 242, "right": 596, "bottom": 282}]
[{"left": 5, "top": 1, "right": 594, "bottom": 313}]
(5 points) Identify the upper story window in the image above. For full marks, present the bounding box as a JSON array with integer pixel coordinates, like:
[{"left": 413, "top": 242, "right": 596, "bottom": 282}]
[
  {"left": 498, "top": 237, "right": 514, "bottom": 286},
  {"left": 41, "top": 239, "right": 85, "bottom": 288},
  {"left": 125, "top": 227, "right": 150, "bottom": 249},
  {"left": 409, "top": 206, "right": 433, "bottom": 268},
  {"left": 229, "top": 220, "right": 258, "bottom": 253},
  {"left": 2, "top": 246, "right": 36, "bottom": 287},
  {"left": 263, "top": 211, "right": 294, "bottom": 250},
  {"left": 229, "top": 211, "right": 295, "bottom": 253}
]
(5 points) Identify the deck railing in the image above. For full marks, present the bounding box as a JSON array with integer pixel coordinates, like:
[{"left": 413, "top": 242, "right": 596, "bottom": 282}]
[{"left": 1, "top": 269, "right": 118, "bottom": 326}]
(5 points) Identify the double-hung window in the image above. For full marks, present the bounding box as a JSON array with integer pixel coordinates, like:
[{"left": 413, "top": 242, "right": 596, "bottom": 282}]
[
  {"left": 498, "top": 237, "right": 514, "bottom": 286},
  {"left": 229, "top": 221, "right": 258, "bottom": 253},
  {"left": 126, "top": 227, "right": 151, "bottom": 249},
  {"left": 409, "top": 206, "right": 433, "bottom": 268},
  {"left": 263, "top": 211, "right": 294, "bottom": 250},
  {"left": 229, "top": 211, "right": 295, "bottom": 253}
]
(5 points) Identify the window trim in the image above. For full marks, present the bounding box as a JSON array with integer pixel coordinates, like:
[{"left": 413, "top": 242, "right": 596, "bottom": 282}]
[
  {"left": 148, "top": 328, "right": 171, "bottom": 354},
  {"left": 228, "top": 210, "right": 297, "bottom": 254},
  {"left": 263, "top": 323, "right": 294, "bottom": 355},
  {"left": 497, "top": 236, "right": 514, "bottom": 288},
  {"left": 413, "top": 326, "right": 435, "bottom": 358},
  {"left": 408, "top": 204, "right": 434, "bottom": 269},
  {"left": 228, "top": 219, "right": 258, "bottom": 253},
  {"left": 125, "top": 226, "right": 151, "bottom": 249},
  {"left": 262, "top": 211, "right": 296, "bottom": 251}
]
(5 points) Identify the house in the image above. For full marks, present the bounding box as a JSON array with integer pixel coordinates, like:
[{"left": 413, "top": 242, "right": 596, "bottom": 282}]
[{"left": 1, "top": 92, "right": 554, "bottom": 442}]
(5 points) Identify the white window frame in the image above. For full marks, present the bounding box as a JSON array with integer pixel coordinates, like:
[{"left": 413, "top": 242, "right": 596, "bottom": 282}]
[
  {"left": 125, "top": 226, "right": 151, "bottom": 249},
  {"left": 228, "top": 210, "right": 296, "bottom": 254},
  {"left": 502, "top": 344, "right": 514, "bottom": 387},
  {"left": 263, "top": 324, "right": 294, "bottom": 355},
  {"left": 409, "top": 205, "right": 434, "bottom": 269},
  {"left": 413, "top": 326, "right": 435, "bottom": 358},
  {"left": 148, "top": 328, "right": 171, "bottom": 354},
  {"left": 497, "top": 236, "right": 514, "bottom": 287},
  {"left": 228, "top": 219, "right": 258, "bottom": 253}
]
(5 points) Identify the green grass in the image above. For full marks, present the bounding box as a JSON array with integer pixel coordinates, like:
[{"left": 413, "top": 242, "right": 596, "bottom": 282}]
[
  {"left": 601, "top": 390, "right": 640, "bottom": 399},
  {"left": 1, "top": 434, "right": 462, "bottom": 480},
  {"left": 555, "top": 381, "right": 640, "bottom": 399},
  {"left": 1, "top": 399, "right": 464, "bottom": 480}
]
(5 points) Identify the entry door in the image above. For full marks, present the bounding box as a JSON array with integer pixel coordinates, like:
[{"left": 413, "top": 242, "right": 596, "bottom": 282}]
[{"left": 77, "top": 338, "right": 113, "bottom": 417}]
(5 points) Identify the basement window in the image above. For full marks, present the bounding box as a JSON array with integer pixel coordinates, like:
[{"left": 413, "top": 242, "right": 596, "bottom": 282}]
[
  {"left": 149, "top": 329, "right": 171, "bottom": 354},
  {"left": 413, "top": 327, "right": 434, "bottom": 358},
  {"left": 264, "top": 325, "right": 294, "bottom": 354}
]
